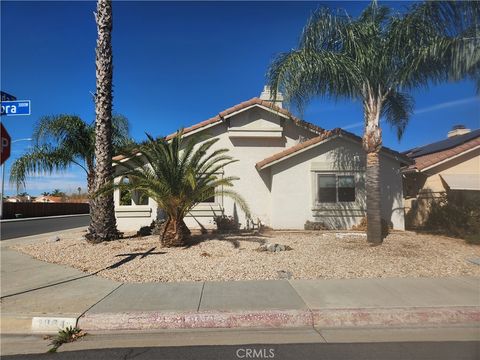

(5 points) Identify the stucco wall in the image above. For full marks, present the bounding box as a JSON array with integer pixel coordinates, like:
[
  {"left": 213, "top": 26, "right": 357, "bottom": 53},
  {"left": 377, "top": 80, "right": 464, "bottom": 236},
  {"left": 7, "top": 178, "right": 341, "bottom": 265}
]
[
  {"left": 268, "top": 137, "right": 405, "bottom": 230},
  {"left": 404, "top": 148, "right": 480, "bottom": 228}
]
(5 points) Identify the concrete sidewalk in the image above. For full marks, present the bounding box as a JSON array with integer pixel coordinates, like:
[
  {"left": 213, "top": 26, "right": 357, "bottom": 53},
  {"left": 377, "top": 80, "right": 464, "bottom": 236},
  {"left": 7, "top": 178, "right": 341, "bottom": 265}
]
[{"left": 1, "top": 232, "right": 479, "bottom": 334}]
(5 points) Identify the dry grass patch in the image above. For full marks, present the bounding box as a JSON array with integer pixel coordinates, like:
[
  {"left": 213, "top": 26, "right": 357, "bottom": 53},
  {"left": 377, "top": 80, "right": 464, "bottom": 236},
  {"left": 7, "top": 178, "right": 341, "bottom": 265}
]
[{"left": 11, "top": 231, "right": 480, "bottom": 283}]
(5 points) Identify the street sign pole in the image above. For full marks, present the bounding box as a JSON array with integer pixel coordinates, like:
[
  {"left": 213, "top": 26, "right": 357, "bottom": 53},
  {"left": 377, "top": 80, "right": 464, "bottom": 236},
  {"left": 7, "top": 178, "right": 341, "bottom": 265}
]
[{"left": 0, "top": 162, "right": 5, "bottom": 219}]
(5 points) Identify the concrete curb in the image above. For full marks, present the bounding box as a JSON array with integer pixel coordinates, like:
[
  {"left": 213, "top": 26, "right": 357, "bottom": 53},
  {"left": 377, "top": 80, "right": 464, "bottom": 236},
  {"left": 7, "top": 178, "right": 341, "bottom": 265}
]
[
  {"left": 311, "top": 306, "right": 480, "bottom": 328},
  {"left": 77, "top": 310, "right": 313, "bottom": 331},
  {"left": 77, "top": 306, "right": 480, "bottom": 332}
]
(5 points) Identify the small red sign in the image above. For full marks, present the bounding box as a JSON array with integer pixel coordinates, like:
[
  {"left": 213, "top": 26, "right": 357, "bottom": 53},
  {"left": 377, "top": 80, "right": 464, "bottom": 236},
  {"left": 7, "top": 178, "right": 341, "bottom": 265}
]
[{"left": 1, "top": 123, "right": 11, "bottom": 165}]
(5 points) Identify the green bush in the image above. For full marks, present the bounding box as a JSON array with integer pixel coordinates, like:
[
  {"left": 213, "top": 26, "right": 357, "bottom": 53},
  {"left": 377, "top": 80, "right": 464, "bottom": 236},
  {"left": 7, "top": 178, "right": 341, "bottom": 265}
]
[{"left": 425, "top": 191, "right": 480, "bottom": 243}]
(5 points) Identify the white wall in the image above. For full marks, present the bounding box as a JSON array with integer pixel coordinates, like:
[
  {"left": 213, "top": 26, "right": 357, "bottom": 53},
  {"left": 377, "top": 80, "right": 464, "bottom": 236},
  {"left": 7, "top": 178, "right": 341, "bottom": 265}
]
[{"left": 269, "top": 137, "right": 405, "bottom": 230}]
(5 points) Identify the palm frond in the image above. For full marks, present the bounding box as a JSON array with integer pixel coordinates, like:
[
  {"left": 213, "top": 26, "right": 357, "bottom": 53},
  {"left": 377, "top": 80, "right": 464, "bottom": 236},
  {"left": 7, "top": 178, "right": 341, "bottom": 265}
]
[
  {"left": 9, "top": 145, "right": 77, "bottom": 190},
  {"left": 104, "top": 132, "right": 248, "bottom": 221},
  {"left": 381, "top": 91, "right": 414, "bottom": 140}
]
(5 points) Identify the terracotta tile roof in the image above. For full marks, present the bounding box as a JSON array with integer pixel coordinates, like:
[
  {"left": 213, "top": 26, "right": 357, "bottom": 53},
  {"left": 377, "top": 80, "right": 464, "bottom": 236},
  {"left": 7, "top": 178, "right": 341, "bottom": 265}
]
[
  {"left": 113, "top": 97, "right": 410, "bottom": 166},
  {"left": 406, "top": 136, "right": 480, "bottom": 171},
  {"left": 164, "top": 97, "right": 324, "bottom": 140},
  {"left": 255, "top": 128, "right": 412, "bottom": 170},
  {"left": 114, "top": 98, "right": 325, "bottom": 161},
  {"left": 256, "top": 129, "right": 342, "bottom": 169}
]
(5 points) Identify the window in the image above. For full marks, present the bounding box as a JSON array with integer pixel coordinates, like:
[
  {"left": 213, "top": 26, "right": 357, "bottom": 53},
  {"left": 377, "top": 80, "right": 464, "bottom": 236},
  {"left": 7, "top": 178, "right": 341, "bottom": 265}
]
[
  {"left": 119, "top": 177, "right": 132, "bottom": 206},
  {"left": 317, "top": 174, "right": 356, "bottom": 203},
  {"left": 317, "top": 175, "right": 337, "bottom": 203},
  {"left": 338, "top": 176, "right": 355, "bottom": 202},
  {"left": 134, "top": 191, "right": 149, "bottom": 205},
  {"left": 202, "top": 187, "right": 216, "bottom": 203}
]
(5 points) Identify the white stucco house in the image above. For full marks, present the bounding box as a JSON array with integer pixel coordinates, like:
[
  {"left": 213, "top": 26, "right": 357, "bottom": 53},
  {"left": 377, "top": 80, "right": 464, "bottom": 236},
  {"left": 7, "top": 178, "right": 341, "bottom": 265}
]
[{"left": 113, "top": 87, "right": 411, "bottom": 232}]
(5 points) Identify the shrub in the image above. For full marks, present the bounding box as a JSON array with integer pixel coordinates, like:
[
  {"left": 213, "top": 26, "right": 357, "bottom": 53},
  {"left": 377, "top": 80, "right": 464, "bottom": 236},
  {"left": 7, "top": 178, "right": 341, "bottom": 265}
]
[
  {"left": 214, "top": 215, "right": 239, "bottom": 231},
  {"left": 136, "top": 226, "right": 152, "bottom": 237},
  {"left": 425, "top": 191, "right": 480, "bottom": 243}
]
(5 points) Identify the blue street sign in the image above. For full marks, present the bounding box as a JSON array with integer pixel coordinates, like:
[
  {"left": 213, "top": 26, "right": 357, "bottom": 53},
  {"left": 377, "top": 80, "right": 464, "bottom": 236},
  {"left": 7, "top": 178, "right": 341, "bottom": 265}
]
[
  {"left": 1, "top": 91, "right": 16, "bottom": 101},
  {"left": 0, "top": 100, "right": 31, "bottom": 116}
]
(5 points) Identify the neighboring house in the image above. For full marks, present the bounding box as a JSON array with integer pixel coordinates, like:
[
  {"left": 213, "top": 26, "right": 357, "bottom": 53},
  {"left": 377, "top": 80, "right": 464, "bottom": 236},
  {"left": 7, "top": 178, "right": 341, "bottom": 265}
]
[
  {"left": 33, "top": 195, "right": 63, "bottom": 203},
  {"left": 113, "top": 87, "right": 410, "bottom": 232},
  {"left": 4, "top": 195, "right": 32, "bottom": 203},
  {"left": 403, "top": 125, "right": 480, "bottom": 227}
]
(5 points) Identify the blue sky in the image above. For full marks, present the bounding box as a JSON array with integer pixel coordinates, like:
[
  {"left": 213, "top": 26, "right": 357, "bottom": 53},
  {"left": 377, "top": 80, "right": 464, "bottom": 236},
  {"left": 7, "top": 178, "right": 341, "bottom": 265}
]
[{"left": 1, "top": 1, "right": 478, "bottom": 196}]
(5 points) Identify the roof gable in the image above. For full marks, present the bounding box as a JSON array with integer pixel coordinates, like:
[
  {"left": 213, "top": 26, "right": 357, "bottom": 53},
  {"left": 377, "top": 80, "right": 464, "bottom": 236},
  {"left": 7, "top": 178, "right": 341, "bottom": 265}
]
[
  {"left": 165, "top": 97, "right": 324, "bottom": 140},
  {"left": 256, "top": 128, "right": 412, "bottom": 170}
]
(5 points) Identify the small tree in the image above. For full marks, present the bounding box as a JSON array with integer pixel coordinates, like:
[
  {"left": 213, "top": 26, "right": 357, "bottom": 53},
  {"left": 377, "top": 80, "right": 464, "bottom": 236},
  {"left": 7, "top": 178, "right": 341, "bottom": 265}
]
[{"left": 103, "top": 131, "right": 250, "bottom": 247}]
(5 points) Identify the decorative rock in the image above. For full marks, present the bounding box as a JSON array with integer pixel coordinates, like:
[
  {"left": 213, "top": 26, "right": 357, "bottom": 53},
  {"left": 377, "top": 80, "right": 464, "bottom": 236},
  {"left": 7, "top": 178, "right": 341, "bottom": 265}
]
[
  {"left": 267, "top": 243, "right": 277, "bottom": 252},
  {"left": 258, "top": 243, "right": 292, "bottom": 252},
  {"left": 277, "top": 270, "right": 293, "bottom": 279}
]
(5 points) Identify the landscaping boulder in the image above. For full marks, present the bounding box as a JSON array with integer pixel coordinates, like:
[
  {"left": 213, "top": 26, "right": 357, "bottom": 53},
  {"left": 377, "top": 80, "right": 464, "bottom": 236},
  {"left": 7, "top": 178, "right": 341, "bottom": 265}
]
[
  {"left": 48, "top": 235, "right": 60, "bottom": 242},
  {"left": 258, "top": 243, "right": 292, "bottom": 252}
]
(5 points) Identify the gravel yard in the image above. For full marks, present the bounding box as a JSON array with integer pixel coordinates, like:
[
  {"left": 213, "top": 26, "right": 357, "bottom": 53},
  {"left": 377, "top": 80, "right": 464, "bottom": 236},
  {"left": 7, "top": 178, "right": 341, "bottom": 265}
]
[{"left": 11, "top": 230, "right": 480, "bottom": 283}]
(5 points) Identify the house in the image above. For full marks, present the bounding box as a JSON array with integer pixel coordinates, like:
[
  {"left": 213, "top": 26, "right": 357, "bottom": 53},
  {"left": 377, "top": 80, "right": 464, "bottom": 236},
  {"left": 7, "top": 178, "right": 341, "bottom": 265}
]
[
  {"left": 403, "top": 125, "right": 480, "bottom": 227},
  {"left": 4, "top": 195, "right": 32, "bottom": 203},
  {"left": 33, "top": 195, "right": 63, "bottom": 203},
  {"left": 113, "top": 87, "right": 411, "bottom": 232}
]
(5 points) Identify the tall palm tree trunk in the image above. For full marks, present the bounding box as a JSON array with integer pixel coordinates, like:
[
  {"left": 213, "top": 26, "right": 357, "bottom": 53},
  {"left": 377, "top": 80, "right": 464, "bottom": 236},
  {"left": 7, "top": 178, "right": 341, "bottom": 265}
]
[
  {"left": 87, "top": 0, "right": 119, "bottom": 242},
  {"left": 363, "top": 99, "right": 383, "bottom": 245}
]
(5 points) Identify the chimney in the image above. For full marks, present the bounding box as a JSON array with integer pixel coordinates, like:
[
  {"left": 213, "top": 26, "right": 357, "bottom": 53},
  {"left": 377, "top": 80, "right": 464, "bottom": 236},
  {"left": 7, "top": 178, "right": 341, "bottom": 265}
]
[
  {"left": 447, "top": 124, "right": 471, "bottom": 138},
  {"left": 259, "top": 85, "right": 284, "bottom": 108}
]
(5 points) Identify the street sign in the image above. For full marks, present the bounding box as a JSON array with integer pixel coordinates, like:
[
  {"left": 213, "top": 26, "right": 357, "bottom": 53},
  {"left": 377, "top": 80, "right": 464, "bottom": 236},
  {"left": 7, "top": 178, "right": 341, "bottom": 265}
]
[
  {"left": 1, "top": 123, "right": 11, "bottom": 165},
  {"left": 1, "top": 91, "right": 16, "bottom": 101},
  {"left": 0, "top": 100, "right": 31, "bottom": 116}
]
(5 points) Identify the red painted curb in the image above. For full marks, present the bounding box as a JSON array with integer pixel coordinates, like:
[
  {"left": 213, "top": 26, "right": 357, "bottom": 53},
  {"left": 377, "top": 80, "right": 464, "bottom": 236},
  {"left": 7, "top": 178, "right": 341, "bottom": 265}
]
[
  {"left": 77, "top": 306, "right": 480, "bottom": 331},
  {"left": 311, "top": 306, "right": 480, "bottom": 328},
  {"left": 78, "top": 310, "right": 313, "bottom": 331}
]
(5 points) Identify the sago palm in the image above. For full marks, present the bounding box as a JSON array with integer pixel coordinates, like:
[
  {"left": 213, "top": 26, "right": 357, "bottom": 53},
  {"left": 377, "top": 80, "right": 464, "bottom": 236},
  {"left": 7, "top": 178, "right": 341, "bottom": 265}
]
[
  {"left": 106, "top": 131, "right": 250, "bottom": 247},
  {"left": 267, "top": 1, "right": 479, "bottom": 244},
  {"left": 10, "top": 114, "right": 130, "bottom": 211},
  {"left": 88, "top": 0, "right": 118, "bottom": 242}
]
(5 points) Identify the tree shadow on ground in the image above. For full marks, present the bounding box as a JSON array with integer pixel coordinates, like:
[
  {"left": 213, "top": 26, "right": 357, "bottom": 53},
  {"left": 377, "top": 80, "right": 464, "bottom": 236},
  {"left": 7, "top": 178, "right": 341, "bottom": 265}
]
[{"left": 107, "top": 247, "right": 167, "bottom": 269}]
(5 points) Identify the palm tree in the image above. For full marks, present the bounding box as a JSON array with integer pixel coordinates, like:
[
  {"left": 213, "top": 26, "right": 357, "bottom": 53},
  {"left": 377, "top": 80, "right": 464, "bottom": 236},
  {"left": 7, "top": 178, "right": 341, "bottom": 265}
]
[
  {"left": 87, "top": 0, "right": 118, "bottom": 242},
  {"left": 267, "top": 1, "right": 478, "bottom": 244},
  {"left": 10, "top": 114, "right": 130, "bottom": 210},
  {"left": 104, "top": 131, "right": 250, "bottom": 247}
]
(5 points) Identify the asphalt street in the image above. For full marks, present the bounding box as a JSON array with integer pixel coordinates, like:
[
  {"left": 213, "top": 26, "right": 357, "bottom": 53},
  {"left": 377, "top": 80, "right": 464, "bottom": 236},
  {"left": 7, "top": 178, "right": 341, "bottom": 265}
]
[
  {"left": 2, "top": 342, "right": 479, "bottom": 360},
  {"left": 0, "top": 215, "right": 89, "bottom": 240}
]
